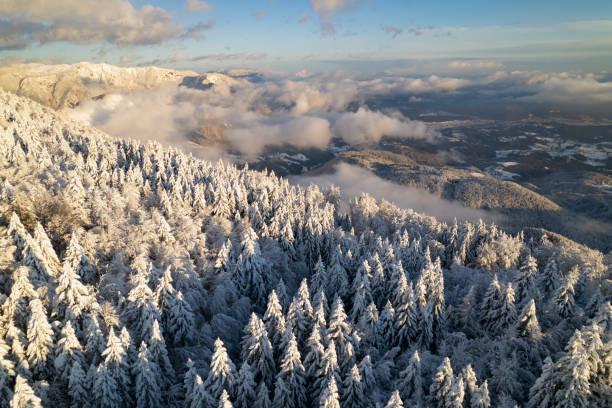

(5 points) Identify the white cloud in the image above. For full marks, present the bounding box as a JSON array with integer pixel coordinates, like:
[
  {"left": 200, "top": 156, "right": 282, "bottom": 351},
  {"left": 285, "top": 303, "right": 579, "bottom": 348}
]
[
  {"left": 332, "top": 108, "right": 434, "bottom": 145},
  {"left": 0, "top": 0, "right": 182, "bottom": 47},
  {"left": 295, "top": 163, "right": 494, "bottom": 223},
  {"left": 385, "top": 26, "right": 402, "bottom": 38},
  {"left": 185, "top": 0, "right": 212, "bottom": 13},
  {"left": 310, "top": 0, "right": 362, "bottom": 19}
]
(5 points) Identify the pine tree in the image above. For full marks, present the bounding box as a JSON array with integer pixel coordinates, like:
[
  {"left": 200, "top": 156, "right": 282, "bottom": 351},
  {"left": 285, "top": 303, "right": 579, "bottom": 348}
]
[
  {"left": 303, "top": 321, "right": 326, "bottom": 391},
  {"left": 92, "top": 363, "right": 121, "bottom": 408},
  {"left": 516, "top": 299, "right": 542, "bottom": 342},
  {"left": 218, "top": 389, "right": 233, "bottom": 408},
  {"left": 514, "top": 254, "right": 538, "bottom": 303},
  {"left": 263, "top": 290, "right": 285, "bottom": 356},
  {"left": 205, "top": 338, "right": 237, "bottom": 401},
  {"left": 378, "top": 300, "right": 395, "bottom": 348},
  {"left": 68, "top": 361, "right": 88, "bottom": 408},
  {"left": 397, "top": 350, "right": 422, "bottom": 403},
  {"left": 190, "top": 375, "right": 211, "bottom": 408},
  {"left": 471, "top": 380, "right": 491, "bottom": 408},
  {"left": 430, "top": 357, "right": 453, "bottom": 408},
  {"left": 461, "top": 364, "right": 478, "bottom": 408},
  {"left": 124, "top": 270, "right": 161, "bottom": 343},
  {"left": 84, "top": 315, "right": 106, "bottom": 365},
  {"left": 6, "top": 266, "right": 37, "bottom": 330},
  {"left": 147, "top": 319, "right": 174, "bottom": 388},
  {"left": 495, "top": 282, "right": 517, "bottom": 334},
  {"left": 272, "top": 331, "right": 306, "bottom": 408},
  {"left": 241, "top": 313, "right": 275, "bottom": 388},
  {"left": 63, "top": 233, "right": 96, "bottom": 284},
  {"left": 55, "top": 262, "right": 91, "bottom": 319},
  {"left": 0, "top": 335, "right": 15, "bottom": 406},
  {"left": 184, "top": 359, "right": 198, "bottom": 407},
  {"left": 553, "top": 330, "right": 591, "bottom": 408},
  {"left": 480, "top": 275, "right": 505, "bottom": 335},
  {"left": 540, "top": 258, "right": 560, "bottom": 294},
  {"left": 326, "top": 297, "right": 355, "bottom": 370},
  {"left": 26, "top": 298, "right": 53, "bottom": 375},
  {"left": 235, "top": 363, "right": 256, "bottom": 408},
  {"left": 167, "top": 290, "right": 195, "bottom": 345},
  {"left": 101, "top": 328, "right": 132, "bottom": 407},
  {"left": 341, "top": 364, "right": 365, "bottom": 408},
  {"left": 384, "top": 390, "right": 404, "bottom": 408},
  {"left": 327, "top": 246, "right": 349, "bottom": 300},
  {"left": 254, "top": 382, "right": 271, "bottom": 408},
  {"left": 446, "top": 376, "right": 465, "bottom": 408},
  {"left": 554, "top": 272, "right": 578, "bottom": 319},
  {"left": 314, "top": 340, "right": 341, "bottom": 398},
  {"left": 527, "top": 357, "right": 556, "bottom": 408},
  {"left": 54, "top": 320, "right": 85, "bottom": 382},
  {"left": 286, "top": 279, "right": 313, "bottom": 346},
  {"left": 310, "top": 257, "right": 328, "bottom": 296},
  {"left": 133, "top": 342, "right": 162, "bottom": 408},
  {"left": 10, "top": 375, "right": 42, "bottom": 408},
  {"left": 319, "top": 376, "right": 340, "bottom": 408}
]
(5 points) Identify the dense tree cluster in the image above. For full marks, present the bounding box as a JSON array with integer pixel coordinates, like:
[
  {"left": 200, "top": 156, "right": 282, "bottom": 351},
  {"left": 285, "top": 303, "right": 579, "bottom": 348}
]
[{"left": 0, "top": 90, "right": 610, "bottom": 407}]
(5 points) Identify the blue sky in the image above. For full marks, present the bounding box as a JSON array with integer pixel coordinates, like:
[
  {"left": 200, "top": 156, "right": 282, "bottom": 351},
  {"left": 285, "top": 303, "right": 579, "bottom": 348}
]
[{"left": 1, "top": 0, "right": 611, "bottom": 72}]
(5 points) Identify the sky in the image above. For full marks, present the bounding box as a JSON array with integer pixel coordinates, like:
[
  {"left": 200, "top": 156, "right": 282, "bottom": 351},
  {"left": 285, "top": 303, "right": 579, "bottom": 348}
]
[{"left": 1, "top": 0, "right": 612, "bottom": 73}]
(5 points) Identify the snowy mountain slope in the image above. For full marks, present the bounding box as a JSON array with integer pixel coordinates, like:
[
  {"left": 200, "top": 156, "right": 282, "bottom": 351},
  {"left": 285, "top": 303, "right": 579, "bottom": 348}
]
[
  {"left": 0, "top": 62, "right": 198, "bottom": 109},
  {"left": 0, "top": 89, "right": 610, "bottom": 407}
]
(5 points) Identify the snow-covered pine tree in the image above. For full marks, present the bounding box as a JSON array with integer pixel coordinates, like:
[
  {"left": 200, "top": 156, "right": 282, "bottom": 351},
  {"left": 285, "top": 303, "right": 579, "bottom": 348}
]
[
  {"left": 318, "top": 376, "right": 340, "bottom": 408},
  {"left": 167, "top": 290, "right": 195, "bottom": 345},
  {"left": 396, "top": 350, "right": 422, "bottom": 403},
  {"left": 54, "top": 320, "right": 85, "bottom": 383},
  {"left": 341, "top": 363, "right": 365, "bottom": 408},
  {"left": 263, "top": 290, "right": 285, "bottom": 357},
  {"left": 516, "top": 299, "right": 542, "bottom": 342},
  {"left": 384, "top": 390, "right": 404, "bottom": 408},
  {"left": 205, "top": 338, "right": 237, "bottom": 401},
  {"left": 514, "top": 255, "right": 538, "bottom": 304},
  {"left": 286, "top": 279, "right": 313, "bottom": 346},
  {"left": 430, "top": 357, "right": 453, "bottom": 408},
  {"left": 271, "top": 331, "right": 306, "bottom": 408},
  {"left": 26, "top": 297, "right": 53, "bottom": 375},
  {"left": 235, "top": 362, "right": 256, "bottom": 408},
  {"left": 133, "top": 342, "right": 162, "bottom": 408},
  {"left": 10, "top": 375, "right": 42, "bottom": 408},
  {"left": 471, "top": 380, "right": 491, "bottom": 408},
  {"left": 68, "top": 361, "right": 88, "bottom": 408},
  {"left": 241, "top": 313, "right": 275, "bottom": 388}
]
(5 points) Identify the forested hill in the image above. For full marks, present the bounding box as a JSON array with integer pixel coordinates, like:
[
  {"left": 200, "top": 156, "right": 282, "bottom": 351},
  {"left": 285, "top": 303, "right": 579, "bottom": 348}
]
[{"left": 0, "top": 88, "right": 610, "bottom": 407}]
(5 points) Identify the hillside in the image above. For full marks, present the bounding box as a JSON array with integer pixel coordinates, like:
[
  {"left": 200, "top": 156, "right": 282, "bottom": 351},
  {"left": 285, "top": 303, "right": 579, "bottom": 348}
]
[{"left": 0, "top": 89, "right": 610, "bottom": 407}]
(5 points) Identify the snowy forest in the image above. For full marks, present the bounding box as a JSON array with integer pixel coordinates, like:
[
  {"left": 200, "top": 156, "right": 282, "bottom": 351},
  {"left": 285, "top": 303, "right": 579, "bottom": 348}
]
[{"left": 0, "top": 88, "right": 610, "bottom": 408}]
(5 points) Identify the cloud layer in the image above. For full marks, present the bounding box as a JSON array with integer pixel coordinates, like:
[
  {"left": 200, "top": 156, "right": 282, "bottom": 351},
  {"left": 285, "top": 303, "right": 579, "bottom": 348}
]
[{"left": 295, "top": 163, "right": 496, "bottom": 223}]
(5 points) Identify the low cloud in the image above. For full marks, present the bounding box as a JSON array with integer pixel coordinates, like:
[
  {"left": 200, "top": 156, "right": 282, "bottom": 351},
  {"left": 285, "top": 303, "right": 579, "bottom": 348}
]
[
  {"left": 295, "top": 163, "right": 496, "bottom": 223},
  {"left": 332, "top": 108, "right": 434, "bottom": 145}
]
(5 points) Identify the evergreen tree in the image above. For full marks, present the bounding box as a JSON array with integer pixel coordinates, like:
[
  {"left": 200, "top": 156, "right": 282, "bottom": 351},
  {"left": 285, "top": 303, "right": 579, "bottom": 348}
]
[
  {"left": 218, "top": 389, "right": 233, "bottom": 408},
  {"left": 26, "top": 298, "right": 53, "bottom": 375},
  {"left": 10, "top": 375, "right": 42, "bottom": 408},
  {"left": 167, "top": 290, "right": 195, "bottom": 345},
  {"left": 471, "top": 381, "right": 491, "bottom": 408},
  {"left": 63, "top": 233, "right": 96, "bottom": 284},
  {"left": 254, "top": 382, "right": 271, "bottom": 408},
  {"left": 461, "top": 364, "right": 478, "bottom": 408},
  {"left": 310, "top": 257, "right": 328, "bottom": 296},
  {"left": 327, "top": 246, "right": 349, "bottom": 300},
  {"left": 147, "top": 319, "right": 174, "bottom": 388},
  {"left": 378, "top": 300, "right": 396, "bottom": 348},
  {"left": 341, "top": 364, "right": 365, "bottom": 408},
  {"left": 314, "top": 340, "right": 341, "bottom": 398},
  {"left": 446, "top": 376, "right": 465, "bottom": 408},
  {"left": 272, "top": 332, "right": 306, "bottom": 408},
  {"left": 514, "top": 254, "right": 538, "bottom": 303},
  {"left": 184, "top": 359, "right": 199, "bottom": 407},
  {"left": 101, "top": 328, "right": 132, "bottom": 407},
  {"left": 263, "top": 290, "right": 285, "bottom": 356},
  {"left": 540, "top": 258, "right": 560, "bottom": 294},
  {"left": 319, "top": 376, "right": 340, "bottom": 408},
  {"left": 326, "top": 297, "right": 355, "bottom": 370},
  {"left": 190, "top": 375, "right": 211, "bottom": 408},
  {"left": 516, "top": 299, "right": 542, "bottom": 342},
  {"left": 54, "top": 320, "right": 85, "bottom": 382},
  {"left": 205, "top": 338, "right": 237, "bottom": 401},
  {"left": 303, "top": 322, "right": 326, "bottom": 391},
  {"left": 55, "top": 262, "right": 91, "bottom": 319},
  {"left": 0, "top": 335, "right": 15, "bottom": 406},
  {"left": 124, "top": 270, "right": 161, "bottom": 343},
  {"left": 133, "top": 342, "right": 162, "bottom": 408},
  {"left": 554, "top": 272, "right": 578, "bottom": 319},
  {"left": 241, "top": 313, "right": 275, "bottom": 388},
  {"left": 430, "top": 357, "right": 453, "bottom": 408},
  {"left": 527, "top": 357, "right": 556, "bottom": 408},
  {"left": 68, "top": 361, "right": 88, "bottom": 408},
  {"left": 397, "top": 350, "right": 422, "bottom": 403},
  {"left": 286, "top": 279, "right": 313, "bottom": 346},
  {"left": 235, "top": 363, "right": 256, "bottom": 408},
  {"left": 553, "top": 330, "right": 591, "bottom": 408},
  {"left": 92, "top": 363, "right": 121, "bottom": 408},
  {"left": 384, "top": 390, "right": 404, "bottom": 408}
]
